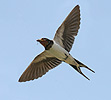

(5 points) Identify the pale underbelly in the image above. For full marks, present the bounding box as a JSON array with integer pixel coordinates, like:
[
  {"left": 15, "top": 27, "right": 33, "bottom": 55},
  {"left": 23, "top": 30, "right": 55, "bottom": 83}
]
[
  {"left": 46, "top": 47, "right": 77, "bottom": 65},
  {"left": 47, "top": 47, "right": 67, "bottom": 60},
  {"left": 46, "top": 41, "right": 78, "bottom": 65}
]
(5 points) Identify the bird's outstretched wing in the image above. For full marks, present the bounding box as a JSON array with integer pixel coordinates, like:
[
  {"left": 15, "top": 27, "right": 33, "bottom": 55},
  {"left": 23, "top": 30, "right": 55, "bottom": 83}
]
[
  {"left": 54, "top": 5, "right": 80, "bottom": 52},
  {"left": 19, "top": 51, "right": 62, "bottom": 82}
]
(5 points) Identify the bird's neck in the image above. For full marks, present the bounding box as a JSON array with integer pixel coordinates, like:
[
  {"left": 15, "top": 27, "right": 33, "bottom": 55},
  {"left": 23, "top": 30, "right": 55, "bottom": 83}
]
[{"left": 45, "top": 40, "right": 54, "bottom": 50}]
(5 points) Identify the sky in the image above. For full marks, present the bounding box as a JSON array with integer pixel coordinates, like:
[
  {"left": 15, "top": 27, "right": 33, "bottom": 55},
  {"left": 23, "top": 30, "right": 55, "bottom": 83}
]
[{"left": 0, "top": 0, "right": 111, "bottom": 100}]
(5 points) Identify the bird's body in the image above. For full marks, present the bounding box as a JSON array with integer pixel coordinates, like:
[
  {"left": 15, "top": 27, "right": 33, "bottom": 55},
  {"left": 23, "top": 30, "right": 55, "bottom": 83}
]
[
  {"left": 46, "top": 40, "right": 77, "bottom": 65},
  {"left": 18, "top": 5, "right": 95, "bottom": 82}
]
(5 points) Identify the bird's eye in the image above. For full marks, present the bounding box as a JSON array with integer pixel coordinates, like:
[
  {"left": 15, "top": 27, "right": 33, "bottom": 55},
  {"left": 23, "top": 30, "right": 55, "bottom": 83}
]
[
  {"left": 42, "top": 38, "right": 45, "bottom": 40},
  {"left": 43, "top": 38, "right": 47, "bottom": 41}
]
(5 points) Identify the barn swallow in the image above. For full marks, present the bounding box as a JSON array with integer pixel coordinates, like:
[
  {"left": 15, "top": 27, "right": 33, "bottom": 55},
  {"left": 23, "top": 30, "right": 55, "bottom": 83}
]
[{"left": 18, "top": 5, "right": 95, "bottom": 82}]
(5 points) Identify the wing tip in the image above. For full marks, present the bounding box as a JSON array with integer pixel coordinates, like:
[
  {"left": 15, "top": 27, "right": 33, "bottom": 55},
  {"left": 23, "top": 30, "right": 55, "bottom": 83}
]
[
  {"left": 18, "top": 77, "right": 25, "bottom": 82},
  {"left": 76, "top": 5, "right": 80, "bottom": 7},
  {"left": 74, "top": 5, "right": 80, "bottom": 10}
]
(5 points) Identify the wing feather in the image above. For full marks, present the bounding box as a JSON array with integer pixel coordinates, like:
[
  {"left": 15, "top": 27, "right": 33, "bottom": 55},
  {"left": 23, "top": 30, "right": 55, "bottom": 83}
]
[
  {"left": 54, "top": 5, "right": 80, "bottom": 52},
  {"left": 19, "top": 51, "right": 62, "bottom": 82}
]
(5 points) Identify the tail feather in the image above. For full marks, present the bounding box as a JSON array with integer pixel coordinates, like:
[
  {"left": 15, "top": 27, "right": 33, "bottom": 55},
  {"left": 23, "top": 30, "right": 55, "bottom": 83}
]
[{"left": 70, "top": 58, "right": 95, "bottom": 80}]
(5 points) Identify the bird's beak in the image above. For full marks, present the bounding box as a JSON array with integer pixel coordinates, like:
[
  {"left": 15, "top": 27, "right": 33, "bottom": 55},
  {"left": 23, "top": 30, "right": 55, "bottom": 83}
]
[{"left": 37, "top": 39, "right": 41, "bottom": 42}]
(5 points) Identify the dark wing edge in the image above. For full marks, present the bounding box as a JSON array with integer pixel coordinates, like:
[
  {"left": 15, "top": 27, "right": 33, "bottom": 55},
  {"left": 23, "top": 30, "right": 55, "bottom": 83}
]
[
  {"left": 18, "top": 51, "right": 62, "bottom": 82},
  {"left": 54, "top": 5, "right": 80, "bottom": 52}
]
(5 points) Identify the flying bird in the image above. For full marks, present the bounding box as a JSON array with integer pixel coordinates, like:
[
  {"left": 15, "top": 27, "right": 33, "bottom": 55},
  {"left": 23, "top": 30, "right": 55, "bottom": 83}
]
[{"left": 18, "top": 5, "right": 95, "bottom": 82}]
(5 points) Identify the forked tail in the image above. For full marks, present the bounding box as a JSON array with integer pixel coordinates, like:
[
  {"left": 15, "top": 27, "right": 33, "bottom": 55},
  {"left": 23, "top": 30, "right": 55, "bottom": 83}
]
[{"left": 70, "top": 58, "right": 95, "bottom": 80}]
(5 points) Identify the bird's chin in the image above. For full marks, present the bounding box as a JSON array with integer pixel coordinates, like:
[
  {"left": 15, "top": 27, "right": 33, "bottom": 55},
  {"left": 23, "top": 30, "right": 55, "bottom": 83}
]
[{"left": 37, "top": 40, "right": 46, "bottom": 47}]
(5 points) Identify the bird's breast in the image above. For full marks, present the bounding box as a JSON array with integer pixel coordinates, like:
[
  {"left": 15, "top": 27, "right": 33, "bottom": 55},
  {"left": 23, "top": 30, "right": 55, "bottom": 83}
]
[
  {"left": 46, "top": 41, "right": 68, "bottom": 60},
  {"left": 46, "top": 41, "right": 78, "bottom": 65}
]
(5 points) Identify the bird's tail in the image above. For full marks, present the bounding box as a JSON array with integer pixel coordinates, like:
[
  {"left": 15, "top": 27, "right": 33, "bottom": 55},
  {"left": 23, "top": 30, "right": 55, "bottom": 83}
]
[{"left": 70, "top": 58, "right": 95, "bottom": 80}]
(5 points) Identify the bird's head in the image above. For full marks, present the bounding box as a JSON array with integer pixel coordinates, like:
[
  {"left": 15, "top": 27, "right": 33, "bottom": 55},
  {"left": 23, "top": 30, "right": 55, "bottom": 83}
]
[{"left": 37, "top": 38, "right": 50, "bottom": 48}]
